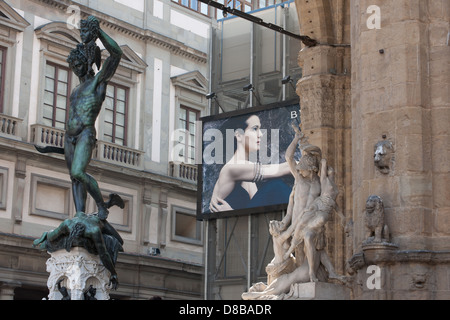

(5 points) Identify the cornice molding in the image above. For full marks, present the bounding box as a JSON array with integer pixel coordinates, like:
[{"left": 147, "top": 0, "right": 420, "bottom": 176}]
[
  {"left": 171, "top": 70, "right": 208, "bottom": 95},
  {"left": 0, "top": 1, "right": 31, "bottom": 32},
  {"left": 33, "top": 0, "right": 208, "bottom": 64},
  {"left": 348, "top": 248, "right": 450, "bottom": 275}
]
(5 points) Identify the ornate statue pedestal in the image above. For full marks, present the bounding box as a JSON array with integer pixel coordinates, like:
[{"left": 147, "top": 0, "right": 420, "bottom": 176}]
[
  {"left": 46, "top": 247, "right": 111, "bottom": 300},
  {"left": 362, "top": 242, "right": 398, "bottom": 265},
  {"left": 242, "top": 281, "right": 351, "bottom": 300},
  {"left": 284, "top": 282, "right": 351, "bottom": 300}
]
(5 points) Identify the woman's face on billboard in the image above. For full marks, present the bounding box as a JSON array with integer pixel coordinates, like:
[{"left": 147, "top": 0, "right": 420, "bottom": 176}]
[{"left": 242, "top": 115, "right": 262, "bottom": 153}]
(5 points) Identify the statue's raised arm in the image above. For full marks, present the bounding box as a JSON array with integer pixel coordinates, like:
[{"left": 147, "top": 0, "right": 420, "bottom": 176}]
[
  {"left": 96, "top": 29, "right": 122, "bottom": 84},
  {"left": 285, "top": 123, "right": 304, "bottom": 179},
  {"left": 83, "top": 16, "right": 122, "bottom": 85}
]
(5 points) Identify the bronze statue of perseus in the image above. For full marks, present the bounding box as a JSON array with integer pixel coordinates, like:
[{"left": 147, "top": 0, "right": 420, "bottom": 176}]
[
  {"left": 34, "top": 16, "right": 125, "bottom": 290},
  {"left": 36, "top": 15, "right": 124, "bottom": 220}
]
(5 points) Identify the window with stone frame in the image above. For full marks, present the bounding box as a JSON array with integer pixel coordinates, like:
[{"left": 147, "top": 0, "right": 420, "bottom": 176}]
[
  {"left": 34, "top": 22, "right": 80, "bottom": 136},
  {"left": 0, "top": 46, "right": 6, "bottom": 113},
  {"left": 43, "top": 62, "right": 72, "bottom": 130},
  {"left": 172, "top": 205, "right": 203, "bottom": 245},
  {"left": 177, "top": 105, "right": 199, "bottom": 164},
  {"left": 0, "top": 2, "right": 30, "bottom": 117},
  {"left": 172, "top": 0, "right": 209, "bottom": 16},
  {"left": 103, "top": 83, "right": 129, "bottom": 147}
]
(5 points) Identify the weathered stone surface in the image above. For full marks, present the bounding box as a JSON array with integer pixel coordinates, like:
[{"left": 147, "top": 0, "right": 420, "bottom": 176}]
[
  {"left": 285, "top": 282, "right": 351, "bottom": 300},
  {"left": 294, "top": 0, "right": 450, "bottom": 299},
  {"left": 46, "top": 248, "right": 111, "bottom": 300}
]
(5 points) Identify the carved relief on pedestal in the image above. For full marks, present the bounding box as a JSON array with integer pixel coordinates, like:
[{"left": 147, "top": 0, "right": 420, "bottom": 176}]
[{"left": 46, "top": 248, "right": 111, "bottom": 300}]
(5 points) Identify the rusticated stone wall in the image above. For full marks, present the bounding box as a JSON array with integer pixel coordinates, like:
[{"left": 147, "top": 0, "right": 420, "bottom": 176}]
[
  {"left": 294, "top": 0, "right": 450, "bottom": 299},
  {"left": 351, "top": 0, "right": 450, "bottom": 252}
]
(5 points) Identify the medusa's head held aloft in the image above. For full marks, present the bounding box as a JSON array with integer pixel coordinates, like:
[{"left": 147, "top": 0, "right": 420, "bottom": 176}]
[{"left": 80, "top": 16, "right": 100, "bottom": 44}]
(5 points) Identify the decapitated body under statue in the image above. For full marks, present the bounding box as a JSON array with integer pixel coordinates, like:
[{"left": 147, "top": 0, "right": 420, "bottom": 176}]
[
  {"left": 33, "top": 211, "right": 123, "bottom": 290},
  {"left": 242, "top": 123, "right": 346, "bottom": 300},
  {"left": 33, "top": 16, "right": 125, "bottom": 290}
]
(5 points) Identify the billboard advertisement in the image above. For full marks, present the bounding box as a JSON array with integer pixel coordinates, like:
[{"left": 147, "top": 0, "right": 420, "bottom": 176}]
[{"left": 197, "top": 102, "right": 301, "bottom": 220}]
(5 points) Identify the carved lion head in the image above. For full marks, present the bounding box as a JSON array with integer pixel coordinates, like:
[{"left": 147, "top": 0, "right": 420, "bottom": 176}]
[{"left": 374, "top": 140, "right": 394, "bottom": 174}]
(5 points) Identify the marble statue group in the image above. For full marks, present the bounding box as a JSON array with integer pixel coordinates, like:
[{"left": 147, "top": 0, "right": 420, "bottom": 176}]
[{"left": 242, "top": 123, "right": 347, "bottom": 300}]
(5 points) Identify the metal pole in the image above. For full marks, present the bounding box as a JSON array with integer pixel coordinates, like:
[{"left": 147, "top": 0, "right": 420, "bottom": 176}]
[
  {"left": 282, "top": 6, "right": 288, "bottom": 101},
  {"left": 197, "top": 0, "right": 318, "bottom": 47},
  {"left": 249, "top": 22, "right": 255, "bottom": 107},
  {"left": 204, "top": 219, "right": 217, "bottom": 300},
  {"left": 247, "top": 215, "right": 252, "bottom": 290}
]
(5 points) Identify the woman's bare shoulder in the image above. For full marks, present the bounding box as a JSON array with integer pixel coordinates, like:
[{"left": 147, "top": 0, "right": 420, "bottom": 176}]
[{"left": 221, "top": 161, "right": 254, "bottom": 180}]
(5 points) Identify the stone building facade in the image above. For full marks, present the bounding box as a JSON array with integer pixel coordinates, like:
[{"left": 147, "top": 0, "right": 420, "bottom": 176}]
[
  {"left": 0, "top": 0, "right": 448, "bottom": 301},
  {"left": 0, "top": 0, "right": 213, "bottom": 300},
  {"left": 295, "top": 0, "right": 449, "bottom": 299}
]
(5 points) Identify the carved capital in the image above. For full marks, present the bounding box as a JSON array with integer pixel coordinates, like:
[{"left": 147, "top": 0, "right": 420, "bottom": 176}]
[{"left": 296, "top": 74, "right": 351, "bottom": 131}]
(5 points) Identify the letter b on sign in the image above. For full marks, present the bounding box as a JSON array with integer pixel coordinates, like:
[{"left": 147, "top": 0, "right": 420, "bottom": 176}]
[
  {"left": 366, "top": 265, "right": 381, "bottom": 290},
  {"left": 291, "top": 111, "right": 298, "bottom": 119}
]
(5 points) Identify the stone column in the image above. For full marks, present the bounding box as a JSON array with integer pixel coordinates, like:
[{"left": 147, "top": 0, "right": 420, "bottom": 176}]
[
  {"left": 294, "top": 0, "right": 353, "bottom": 275},
  {"left": 46, "top": 248, "right": 111, "bottom": 300},
  {"left": 157, "top": 190, "right": 168, "bottom": 248},
  {"left": 296, "top": 46, "right": 352, "bottom": 275},
  {"left": 12, "top": 158, "right": 26, "bottom": 223},
  {"left": 0, "top": 281, "right": 21, "bottom": 300}
]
